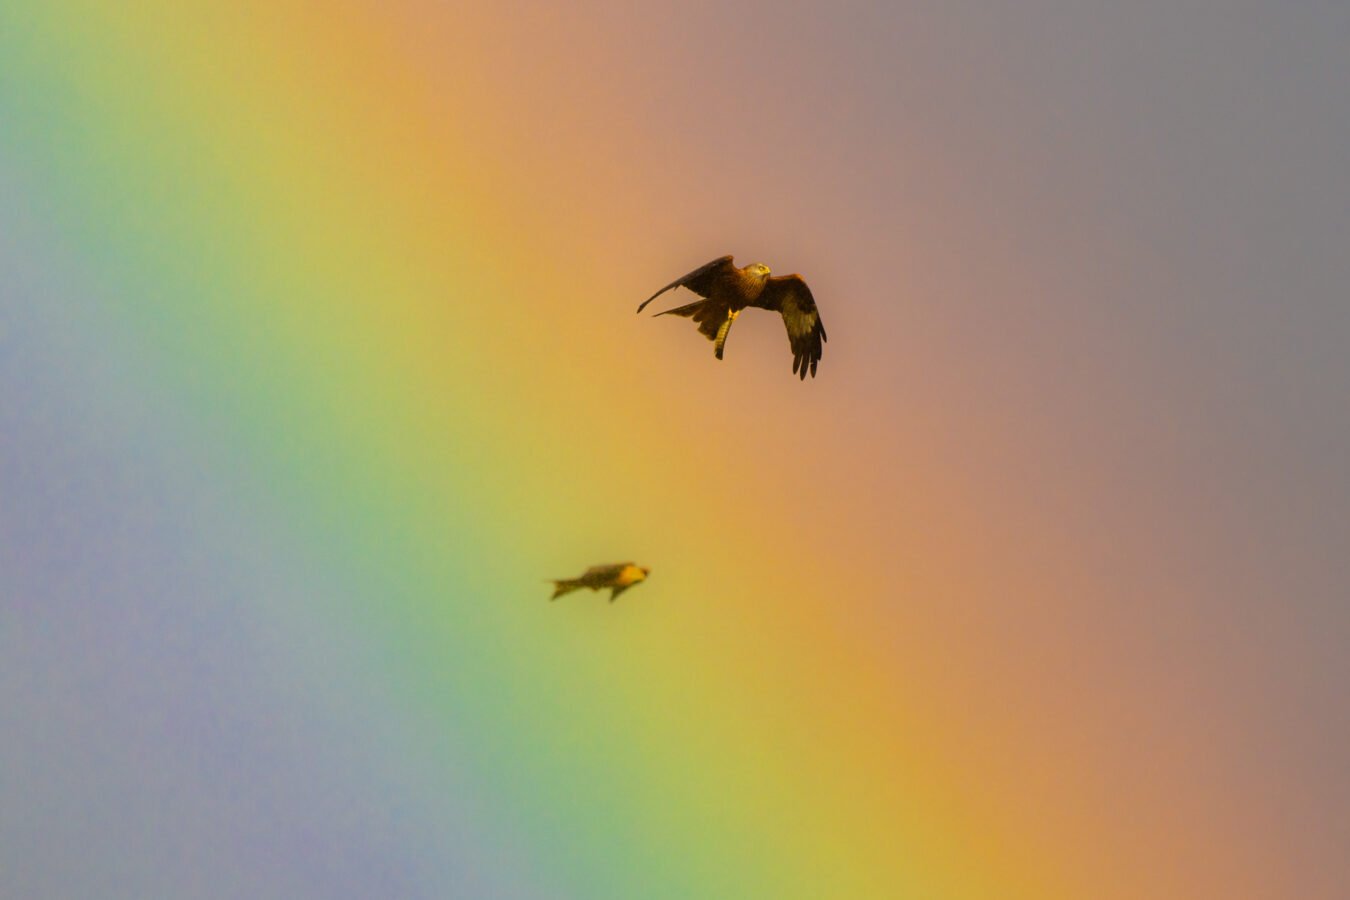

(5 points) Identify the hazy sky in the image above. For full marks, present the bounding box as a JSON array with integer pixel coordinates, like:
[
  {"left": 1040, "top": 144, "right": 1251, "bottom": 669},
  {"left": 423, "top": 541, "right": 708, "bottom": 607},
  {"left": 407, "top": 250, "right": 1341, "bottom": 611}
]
[{"left": 3, "top": 2, "right": 1348, "bottom": 897}]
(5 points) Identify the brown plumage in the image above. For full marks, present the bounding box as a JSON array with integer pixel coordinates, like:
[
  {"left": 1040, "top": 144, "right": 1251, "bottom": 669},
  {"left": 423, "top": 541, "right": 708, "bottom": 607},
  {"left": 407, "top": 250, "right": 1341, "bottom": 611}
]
[
  {"left": 636, "top": 255, "right": 827, "bottom": 379},
  {"left": 549, "top": 563, "right": 650, "bottom": 603}
]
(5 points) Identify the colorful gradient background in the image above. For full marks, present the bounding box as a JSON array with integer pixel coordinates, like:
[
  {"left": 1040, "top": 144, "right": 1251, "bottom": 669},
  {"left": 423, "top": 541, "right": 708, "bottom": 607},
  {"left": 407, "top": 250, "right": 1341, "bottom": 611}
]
[{"left": 3, "top": 3, "right": 1348, "bottom": 897}]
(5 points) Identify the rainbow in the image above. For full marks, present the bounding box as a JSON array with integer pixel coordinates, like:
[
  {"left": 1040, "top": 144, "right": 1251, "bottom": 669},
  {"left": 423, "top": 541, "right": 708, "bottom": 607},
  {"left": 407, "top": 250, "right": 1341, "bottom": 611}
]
[{"left": 3, "top": 2, "right": 1187, "bottom": 897}]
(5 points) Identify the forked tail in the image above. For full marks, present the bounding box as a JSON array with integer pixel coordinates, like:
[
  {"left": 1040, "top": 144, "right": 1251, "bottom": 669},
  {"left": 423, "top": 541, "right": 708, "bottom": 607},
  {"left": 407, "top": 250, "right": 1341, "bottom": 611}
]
[
  {"left": 550, "top": 579, "right": 583, "bottom": 601},
  {"left": 656, "top": 299, "right": 737, "bottom": 359}
]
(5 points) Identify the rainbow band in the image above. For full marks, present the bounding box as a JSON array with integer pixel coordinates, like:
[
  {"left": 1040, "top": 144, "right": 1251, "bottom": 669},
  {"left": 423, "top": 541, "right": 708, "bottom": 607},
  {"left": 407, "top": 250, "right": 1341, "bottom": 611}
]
[{"left": 3, "top": 3, "right": 1074, "bottom": 896}]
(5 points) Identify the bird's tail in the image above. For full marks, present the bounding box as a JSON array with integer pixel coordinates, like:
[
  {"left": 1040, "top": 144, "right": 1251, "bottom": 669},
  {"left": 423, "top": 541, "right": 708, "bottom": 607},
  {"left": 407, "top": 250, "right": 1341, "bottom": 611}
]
[
  {"left": 549, "top": 579, "right": 583, "bottom": 601},
  {"left": 656, "top": 299, "right": 736, "bottom": 359}
]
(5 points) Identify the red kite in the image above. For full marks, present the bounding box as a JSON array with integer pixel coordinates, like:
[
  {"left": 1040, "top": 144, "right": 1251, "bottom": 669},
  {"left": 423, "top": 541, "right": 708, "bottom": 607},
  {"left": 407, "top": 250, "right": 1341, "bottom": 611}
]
[
  {"left": 637, "top": 255, "right": 827, "bottom": 379},
  {"left": 549, "top": 563, "right": 650, "bottom": 602}
]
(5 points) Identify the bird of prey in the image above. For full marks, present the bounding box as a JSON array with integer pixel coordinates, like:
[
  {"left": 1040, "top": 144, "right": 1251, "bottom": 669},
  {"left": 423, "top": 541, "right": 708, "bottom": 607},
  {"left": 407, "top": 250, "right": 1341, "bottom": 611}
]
[
  {"left": 549, "top": 563, "right": 651, "bottom": 602},
  {"left": 636, "top": 255, "right": 827, "bottom": 379}
]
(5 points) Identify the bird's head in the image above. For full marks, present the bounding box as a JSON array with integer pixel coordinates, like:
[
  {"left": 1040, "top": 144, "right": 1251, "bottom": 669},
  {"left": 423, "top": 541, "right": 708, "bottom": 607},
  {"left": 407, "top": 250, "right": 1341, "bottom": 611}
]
[
  {"left": 748, "top": 262, "right": 771, "bottom": 280},
  {"left": 638, "top": 566, "right": 651, "bottom": 578}
]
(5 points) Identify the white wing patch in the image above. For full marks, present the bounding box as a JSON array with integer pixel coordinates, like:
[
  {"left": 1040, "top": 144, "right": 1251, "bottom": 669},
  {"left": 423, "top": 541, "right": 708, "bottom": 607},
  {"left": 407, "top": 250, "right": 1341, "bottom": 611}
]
[{"left": 778, "top": 284, "right": 826, "bottom": 379}]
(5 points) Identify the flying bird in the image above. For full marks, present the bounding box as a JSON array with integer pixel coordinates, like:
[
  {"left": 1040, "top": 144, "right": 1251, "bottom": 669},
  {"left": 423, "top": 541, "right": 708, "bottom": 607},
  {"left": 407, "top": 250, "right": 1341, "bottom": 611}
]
[
  {"left": 549, "top": 563, "right": 651, "bottom": 602},
  {"left": 636, "top": 255, "right": 827, "bottom": 379}
]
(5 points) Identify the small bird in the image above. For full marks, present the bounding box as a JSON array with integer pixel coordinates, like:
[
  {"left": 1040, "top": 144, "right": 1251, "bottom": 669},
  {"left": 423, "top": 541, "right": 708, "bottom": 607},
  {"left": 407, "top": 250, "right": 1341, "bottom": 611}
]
[
  {"left": 637, "top": 255, "right": 827, "bottom": 379},
  {"left": 549, "top": 563, "right": 651, "bottom": 602}
]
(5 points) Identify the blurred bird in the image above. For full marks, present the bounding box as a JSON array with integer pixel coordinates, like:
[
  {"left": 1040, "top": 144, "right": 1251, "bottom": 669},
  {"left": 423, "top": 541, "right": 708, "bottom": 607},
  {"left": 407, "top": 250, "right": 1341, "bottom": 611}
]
[
  {"left": 549, "top": 563, "right": 651, "bottom": 602},
  {"left": 637, "top": 255, "right": 827, "bottom": 379}
]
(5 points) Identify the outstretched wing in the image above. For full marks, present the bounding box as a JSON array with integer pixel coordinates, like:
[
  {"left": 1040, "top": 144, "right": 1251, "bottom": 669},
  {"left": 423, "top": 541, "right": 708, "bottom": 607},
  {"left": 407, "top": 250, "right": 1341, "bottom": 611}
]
[
  {"left": 755, "top": 274, "right": 827, "bottom": 379},
  {"left": 636, "top": 255, "right": 736, "bottom": 313}
]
